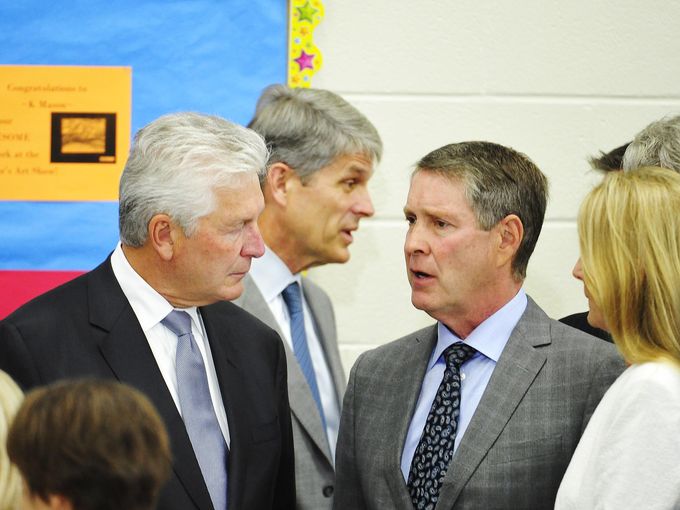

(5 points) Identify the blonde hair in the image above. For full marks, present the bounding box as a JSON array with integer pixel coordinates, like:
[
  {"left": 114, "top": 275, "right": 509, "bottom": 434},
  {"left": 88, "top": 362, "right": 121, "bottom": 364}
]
[
  {"left": 578, "top": 166, "right": 680, "bottom": 365},
  {"left": 0, "top": 371, "right": 23, "bottom": 510}
]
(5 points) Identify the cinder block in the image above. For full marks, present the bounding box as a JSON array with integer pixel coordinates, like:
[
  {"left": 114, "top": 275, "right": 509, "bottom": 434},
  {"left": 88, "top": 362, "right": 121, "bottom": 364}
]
[{"left": 314, "top": 0, "right": 680, "bottom": 96}]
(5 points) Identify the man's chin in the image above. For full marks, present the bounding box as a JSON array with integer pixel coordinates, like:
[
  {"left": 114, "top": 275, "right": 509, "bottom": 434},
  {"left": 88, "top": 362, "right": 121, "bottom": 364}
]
[
  {"left": 221, "top": 282, "right": 245, "bottom": 302},
  {"left": 316, "top": 246, "right": 350, "bottom": 266},
  {"left": 410, "top": 293, "right": 431, "bottom": 313}
]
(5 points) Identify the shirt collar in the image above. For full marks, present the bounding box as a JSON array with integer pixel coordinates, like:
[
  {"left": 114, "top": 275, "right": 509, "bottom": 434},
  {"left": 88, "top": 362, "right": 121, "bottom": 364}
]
[
  {"left": 248, "top": 245, "right": 300, "bottom": 303},
  {"left": 430, "top": 288, "right": 528, "bottom": 369},
  {"left": 110, "top": 243, "right": 198, "bottom": 331}
]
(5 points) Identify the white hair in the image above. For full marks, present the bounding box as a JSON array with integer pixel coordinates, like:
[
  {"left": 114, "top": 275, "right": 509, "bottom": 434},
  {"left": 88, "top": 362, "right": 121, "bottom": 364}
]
[
  {"left": 119, "top": 112, "right": 268, "bottom": 246},
  {"left": 623, "top": 114, "right": 680, "bottom": 173}
]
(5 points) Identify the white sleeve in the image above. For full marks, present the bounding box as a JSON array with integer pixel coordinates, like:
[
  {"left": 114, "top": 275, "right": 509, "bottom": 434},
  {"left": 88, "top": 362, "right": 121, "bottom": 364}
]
[{"left": 587, "top": 365, "right": 680, "bottom": 509}]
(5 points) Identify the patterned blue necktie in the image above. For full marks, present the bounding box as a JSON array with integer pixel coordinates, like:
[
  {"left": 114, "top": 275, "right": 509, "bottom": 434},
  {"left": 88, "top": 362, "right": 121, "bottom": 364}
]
[
  {"left": 407, "top": 342, "right": 477, "bottom": 510},
  {"left": 281, "top": 282, "right": 326, "bottom": 429},
  {"left": 162, "top": 310, "right": 228, "bottom": 510}
]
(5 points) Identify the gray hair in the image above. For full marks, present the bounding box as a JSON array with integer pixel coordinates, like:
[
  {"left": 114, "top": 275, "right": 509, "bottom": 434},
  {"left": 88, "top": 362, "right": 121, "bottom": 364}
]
[
  {"left": 623, "top": 114, "right": 680, "bottom": 172},
  {"left": 119, "top": 112, "right": 268, "bottom": 247},
  {"left": 414, "top": 141, "right": 548, "bottom": 281},
  {"left": 247, "top": 84, "right": 382, "bottom": 180}
]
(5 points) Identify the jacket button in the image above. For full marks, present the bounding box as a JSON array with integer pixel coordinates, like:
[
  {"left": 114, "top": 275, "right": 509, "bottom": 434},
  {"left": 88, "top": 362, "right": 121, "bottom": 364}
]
[{"left": 322, "top": 485, "right": 334, "bottom": 497}]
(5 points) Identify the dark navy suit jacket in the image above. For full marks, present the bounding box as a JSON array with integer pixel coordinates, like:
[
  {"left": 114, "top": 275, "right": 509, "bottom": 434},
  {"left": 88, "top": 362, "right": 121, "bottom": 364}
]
[{"left": 0, "top": 258, "right": 295, "bottom": 510}]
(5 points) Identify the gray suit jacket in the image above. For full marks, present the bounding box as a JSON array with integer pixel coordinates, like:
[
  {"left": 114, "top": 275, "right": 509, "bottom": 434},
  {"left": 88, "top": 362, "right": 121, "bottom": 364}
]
[
  {"left": 235, "top": 274, "right": 346, "bottom": 510},
  {"left": 333, "top": 297, "right": 626, "bottom": 510}
]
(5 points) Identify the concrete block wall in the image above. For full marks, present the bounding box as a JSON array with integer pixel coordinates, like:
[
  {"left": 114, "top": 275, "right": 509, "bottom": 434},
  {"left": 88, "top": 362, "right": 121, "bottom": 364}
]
[{"left": 305, "top": 0, "right": 680, "bottom": 373}]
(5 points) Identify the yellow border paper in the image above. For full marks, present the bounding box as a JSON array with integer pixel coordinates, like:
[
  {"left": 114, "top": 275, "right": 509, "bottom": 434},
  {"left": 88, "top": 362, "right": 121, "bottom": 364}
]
[
  {"left": 288, "top": 0, "right": 324, "bottom": 88},
  {"left": 0, "top": 65, "right": 131, "bottom": 201}
]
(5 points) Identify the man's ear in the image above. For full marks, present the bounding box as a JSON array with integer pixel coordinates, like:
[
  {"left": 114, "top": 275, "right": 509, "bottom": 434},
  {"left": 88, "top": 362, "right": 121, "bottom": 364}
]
[
  {"left": 148, "top": 213, "right": 176, "bottom": 261},
  {"left": 496, "top": 214, "right": 524, "bottom": 267},
  {"left": 266, "top": 162, "right": 298, "bottom": 206}
]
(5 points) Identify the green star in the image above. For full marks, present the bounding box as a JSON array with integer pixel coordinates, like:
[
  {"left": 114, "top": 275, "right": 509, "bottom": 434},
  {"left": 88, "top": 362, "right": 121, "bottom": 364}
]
[{"left": 297, "top": 1, "right": 317, "bottom": 23}]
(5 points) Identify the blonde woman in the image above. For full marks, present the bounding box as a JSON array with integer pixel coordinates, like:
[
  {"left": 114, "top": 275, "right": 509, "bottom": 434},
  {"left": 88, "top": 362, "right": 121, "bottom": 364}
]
[
  {"left": 0, "top": 370, "right": 23, "bottom": 510},
  {"left": 556, "top": 166, "right": 680, "bottom": 508}
]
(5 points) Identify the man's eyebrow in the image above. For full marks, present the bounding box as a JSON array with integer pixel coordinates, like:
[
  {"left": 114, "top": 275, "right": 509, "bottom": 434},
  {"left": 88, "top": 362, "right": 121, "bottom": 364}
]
[{"left": 346, "top": 165, "right": 371, "bottom": 175}]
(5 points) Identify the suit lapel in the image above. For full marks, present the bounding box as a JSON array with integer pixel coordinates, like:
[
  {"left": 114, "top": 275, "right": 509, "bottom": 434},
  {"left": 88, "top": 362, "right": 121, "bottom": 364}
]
[
  {"left": 237, "top": 276, "right": 333, "bottom": 464},
  {"left": 199, "top": 305, "right": 250, "bottom": 510},
  {"left": 88, "top": 260, "right": 213, "bottom": 510},
  {"left": 301, "top": 279, "right": 346, "bottom": 399},
  {"left": 438, "top": 298, "right": 549, "bottom": 507},
  {"left": 384, "top": 326, "right": 439, "bottom": 510}
]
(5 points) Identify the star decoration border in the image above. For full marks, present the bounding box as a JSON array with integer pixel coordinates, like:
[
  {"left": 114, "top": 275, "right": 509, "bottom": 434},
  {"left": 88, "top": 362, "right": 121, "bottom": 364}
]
[{"left": 288, "top": 0, "right": 324, "bottom": 88}]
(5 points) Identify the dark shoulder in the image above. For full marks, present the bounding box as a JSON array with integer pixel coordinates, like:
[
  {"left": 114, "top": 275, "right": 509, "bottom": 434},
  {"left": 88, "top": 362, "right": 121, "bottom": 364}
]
[
  {"left": 559, "top": 312, "right": 612, "bottom": 342},
  {"left": 202, "top": 300, "right": 283, "bottom": 347}
]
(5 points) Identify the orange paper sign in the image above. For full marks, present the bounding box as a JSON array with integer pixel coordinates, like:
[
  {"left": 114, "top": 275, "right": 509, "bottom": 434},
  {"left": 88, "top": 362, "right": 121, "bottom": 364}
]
[{"left": 0, "top": 65, "right": 131, "bottom": 201}]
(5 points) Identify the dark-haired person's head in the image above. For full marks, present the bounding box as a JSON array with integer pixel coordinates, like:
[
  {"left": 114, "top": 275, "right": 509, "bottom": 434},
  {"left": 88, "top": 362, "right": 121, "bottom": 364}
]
[
  {"left": 7, "top": 379, "right": 171, "bottom": 510},
  {"left": 588, "top": 142, "right": 630, "bottom": 173}
]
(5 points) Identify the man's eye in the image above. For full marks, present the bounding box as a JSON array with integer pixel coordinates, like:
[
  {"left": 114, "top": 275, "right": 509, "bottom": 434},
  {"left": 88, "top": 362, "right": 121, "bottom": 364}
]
[
  {"left": 405, "top": 215, "right": 416, "bottom": 225},
  {"left": 435, "top": 220, "right": 448, "bottom": 228},
  {"left": 343, "top": 179, "right": 357, "bottom": 190}
]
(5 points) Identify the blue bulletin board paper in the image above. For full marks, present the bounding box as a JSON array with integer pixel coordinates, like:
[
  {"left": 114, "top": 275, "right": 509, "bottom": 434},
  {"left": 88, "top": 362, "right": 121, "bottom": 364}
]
[{"left": 0, "top": 1, "right": 286, "bottom": 279}]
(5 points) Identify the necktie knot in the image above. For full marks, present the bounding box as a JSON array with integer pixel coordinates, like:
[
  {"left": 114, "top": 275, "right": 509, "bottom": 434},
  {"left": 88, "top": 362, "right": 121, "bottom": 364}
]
[
  {"left": 443, "top": 342, "right": 476, "bottom": 370},
  {"left": 161, "top": 309, "right": 192, "bottom": 338},
  {"left": 281, "top": 282, "right": 303, "bottom": 315}
]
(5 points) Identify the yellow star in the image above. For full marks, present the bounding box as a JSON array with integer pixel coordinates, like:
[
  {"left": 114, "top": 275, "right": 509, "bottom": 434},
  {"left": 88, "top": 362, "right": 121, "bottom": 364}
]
[{"left": 296, "top": 1, "right": 317, "bottom": 23}]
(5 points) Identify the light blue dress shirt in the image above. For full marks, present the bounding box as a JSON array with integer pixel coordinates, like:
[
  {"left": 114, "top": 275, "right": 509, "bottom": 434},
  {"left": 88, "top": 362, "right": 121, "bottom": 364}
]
[
  {"left": 400, "top": 289, "right": 528, "bottom": 481},
  {"left": 248, "top": 246, "right": 341, "bottom": 460}
]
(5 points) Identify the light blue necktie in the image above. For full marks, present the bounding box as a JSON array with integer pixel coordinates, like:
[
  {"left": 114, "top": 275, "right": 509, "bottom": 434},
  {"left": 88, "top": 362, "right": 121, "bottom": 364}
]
[
  {"left": 281, "top": 282, "right": 326, "bottom": 429},
  {"left": 162, "top": 310, "right": 228, "bottom": 510}
]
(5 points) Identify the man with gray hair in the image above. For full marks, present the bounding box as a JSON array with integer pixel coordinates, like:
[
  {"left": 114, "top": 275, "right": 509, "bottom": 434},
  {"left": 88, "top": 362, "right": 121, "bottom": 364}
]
[
  {"left": 234, "top": 84, "right": 382, "bottom": 510},
  {"left": 623, "top": 113, "right": 680, "bottom": 171},
  {"left": 334, "top": 141, "right": 624, "bottom": 510},
  {"left": 0, "top": 112, "right": 295, "bottom": 510}
]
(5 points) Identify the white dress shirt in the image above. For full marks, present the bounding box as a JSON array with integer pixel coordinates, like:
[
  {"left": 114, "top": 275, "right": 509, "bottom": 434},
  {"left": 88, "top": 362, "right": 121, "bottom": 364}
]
[
  {"left": 248, "top": 246, "right": 340, "bottom": 461},
  {"left": 110, "top": 243, "right": 231, "bottom": 447},
  {"left": 401, "top": 289, "right": 527, "bottom": 480}
]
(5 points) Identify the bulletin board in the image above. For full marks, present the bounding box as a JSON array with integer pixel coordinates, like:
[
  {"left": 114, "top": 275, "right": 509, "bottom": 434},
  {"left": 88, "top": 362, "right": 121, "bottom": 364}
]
[{"left": 0, "top": 0, "right": 288, "bottom": 317}]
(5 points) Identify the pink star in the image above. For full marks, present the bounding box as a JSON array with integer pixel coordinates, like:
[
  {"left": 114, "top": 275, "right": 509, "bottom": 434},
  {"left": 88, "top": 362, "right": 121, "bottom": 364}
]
[{"left": 294, "top": 50, "right": 315, "bottom": 71}]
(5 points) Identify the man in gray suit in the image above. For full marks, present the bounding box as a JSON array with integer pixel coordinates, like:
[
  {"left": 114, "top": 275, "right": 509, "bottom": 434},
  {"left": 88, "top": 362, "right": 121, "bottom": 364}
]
[
  {"left": 334, "top": 142, "right": 625, "bottom": 510},
  {"left": 234, "top": 84, "right": 382, "bottom": 510}
]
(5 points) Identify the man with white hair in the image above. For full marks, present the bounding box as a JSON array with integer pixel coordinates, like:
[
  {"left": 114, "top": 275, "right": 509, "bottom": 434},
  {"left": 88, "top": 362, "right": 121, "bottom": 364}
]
[{"left": 0, "top": 112, "right": 295, "bottom": 510}]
